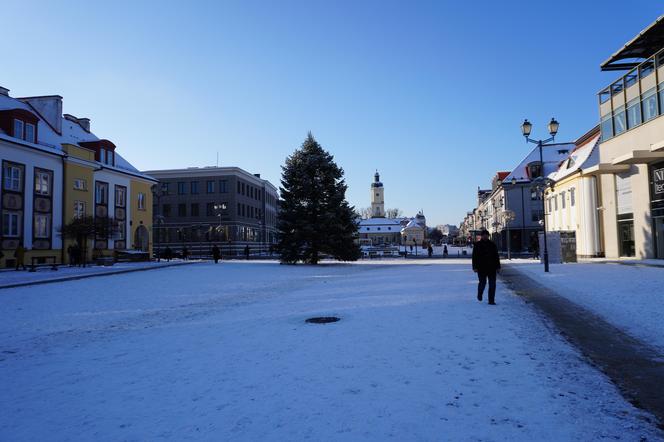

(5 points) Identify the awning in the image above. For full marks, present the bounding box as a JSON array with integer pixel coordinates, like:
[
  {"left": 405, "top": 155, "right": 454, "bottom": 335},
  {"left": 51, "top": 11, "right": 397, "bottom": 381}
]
[
  {"left": 600, "top": 15, "right": 664, "bottom": 71},
  {"left": 582, "top": 163, "right": 631, "bottom": 174},
  {"left": 612, "top": 150, "right": 664, "bottom": 165}
]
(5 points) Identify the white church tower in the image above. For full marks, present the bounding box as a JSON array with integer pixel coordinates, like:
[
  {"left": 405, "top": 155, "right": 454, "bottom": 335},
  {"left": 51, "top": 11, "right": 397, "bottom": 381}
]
[{"left": 371, "top": 170, "right": 385, "bottom": 218}]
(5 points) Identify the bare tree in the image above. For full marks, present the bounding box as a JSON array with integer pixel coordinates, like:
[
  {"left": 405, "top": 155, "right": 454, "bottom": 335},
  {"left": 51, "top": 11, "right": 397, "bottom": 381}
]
[
  {"left": 385, "top": 208, "right": 403, "bottom": 219},
  {"left": 356, "top": 207, "right": 373, "bottom": 219}
]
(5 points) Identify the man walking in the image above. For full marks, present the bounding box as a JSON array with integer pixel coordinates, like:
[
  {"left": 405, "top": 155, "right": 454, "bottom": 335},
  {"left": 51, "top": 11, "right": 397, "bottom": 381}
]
[
  {"left": 211, "top": 245, "right": 221, "bottom": 264},
  {"left": 472, "top": 229, "right": 500, "bottom": 305}
]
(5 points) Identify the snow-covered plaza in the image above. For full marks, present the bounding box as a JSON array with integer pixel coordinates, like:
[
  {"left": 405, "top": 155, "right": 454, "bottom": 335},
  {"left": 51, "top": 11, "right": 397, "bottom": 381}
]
[{"left": 1, "top": 260, "right": 661, "bottom": 441}]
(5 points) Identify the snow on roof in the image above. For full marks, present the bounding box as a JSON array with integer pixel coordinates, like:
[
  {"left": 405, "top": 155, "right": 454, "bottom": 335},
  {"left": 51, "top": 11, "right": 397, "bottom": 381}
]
[
  {"left": 548, "top": 135, "right": 600, "bottom": 182},
  {"left": 1, "top": 90, "right": 147, "bottom": 179},
  {"left": 504, "top": 143, "right": 575, "bottom": 184}
]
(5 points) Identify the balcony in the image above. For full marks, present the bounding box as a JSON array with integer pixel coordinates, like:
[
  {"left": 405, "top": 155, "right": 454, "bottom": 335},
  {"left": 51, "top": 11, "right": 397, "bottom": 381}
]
[{"left": 598, "top": 47, "right": 664, "bottom": 142}]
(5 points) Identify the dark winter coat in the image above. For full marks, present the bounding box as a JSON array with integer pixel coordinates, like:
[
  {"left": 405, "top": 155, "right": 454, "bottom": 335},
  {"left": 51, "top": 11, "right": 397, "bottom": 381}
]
[{"left": 471, "top": 239, "right": 500, "bottom": 273}]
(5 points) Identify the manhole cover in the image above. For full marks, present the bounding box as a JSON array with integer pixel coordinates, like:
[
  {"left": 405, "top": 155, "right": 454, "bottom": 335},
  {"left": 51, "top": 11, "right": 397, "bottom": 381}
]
[{"left": 305, "top": 316, "right": 340, "bottom": 324}]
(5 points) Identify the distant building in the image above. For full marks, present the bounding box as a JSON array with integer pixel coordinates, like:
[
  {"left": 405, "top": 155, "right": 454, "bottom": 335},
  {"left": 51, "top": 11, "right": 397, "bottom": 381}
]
[
  {"left": 358, "top": 171, "right": 408, "bottom": 245},
  {"left": 142, "top": 167, "right": 278, "bottom": 256},
  {"left": 370, "top": 171, "right": 385, "bottom": 218},
  {"left": 401, "top": 212, "right": 427, "bottom": 245}
]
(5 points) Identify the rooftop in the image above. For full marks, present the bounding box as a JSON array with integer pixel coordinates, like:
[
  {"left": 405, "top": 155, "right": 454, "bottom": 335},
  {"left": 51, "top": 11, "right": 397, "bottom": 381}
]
[{"left": 601, "top": 15, "right": 664, "bottom": 71}]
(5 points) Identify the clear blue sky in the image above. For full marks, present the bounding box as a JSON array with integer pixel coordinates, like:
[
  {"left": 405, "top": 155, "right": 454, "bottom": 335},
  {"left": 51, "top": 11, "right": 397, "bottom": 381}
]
[{"left": 3, "top": 1, "right": 662, "bottom": 226}]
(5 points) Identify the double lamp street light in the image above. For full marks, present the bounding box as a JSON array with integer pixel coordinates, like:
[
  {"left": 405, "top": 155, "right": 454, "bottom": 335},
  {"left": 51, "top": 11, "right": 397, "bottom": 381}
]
[{"left": 520, "top": 117, "right": 559, "bottom": 273}]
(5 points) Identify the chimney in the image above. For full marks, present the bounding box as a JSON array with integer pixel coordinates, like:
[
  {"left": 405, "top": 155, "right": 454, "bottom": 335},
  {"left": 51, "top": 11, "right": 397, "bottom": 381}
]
[
  {"left": 77, "top": 118, "right": 90, "bottom": 132},
  {"left": 19, "top": 95, "right": 63, "bottom": 134},
  {"left": 253, "top": 173, "right": 261, "bottom": 178},
  {"left": 0, "top": 86, "right": 9, "bottom": 96}
]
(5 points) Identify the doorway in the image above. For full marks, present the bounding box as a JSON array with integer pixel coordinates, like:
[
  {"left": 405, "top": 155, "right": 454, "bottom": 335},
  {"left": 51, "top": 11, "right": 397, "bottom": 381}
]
[
  {"left": 655, "top": 217, "right": 664, "bottom": 259},
  {"left": 618, "top": 220, "right": 635, "bottom": 257}
]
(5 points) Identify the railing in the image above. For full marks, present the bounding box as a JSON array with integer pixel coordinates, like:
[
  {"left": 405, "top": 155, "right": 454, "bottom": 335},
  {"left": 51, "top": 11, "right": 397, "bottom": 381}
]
[{"left": 598, "top": 47, "right": 664, "bottom": 142}]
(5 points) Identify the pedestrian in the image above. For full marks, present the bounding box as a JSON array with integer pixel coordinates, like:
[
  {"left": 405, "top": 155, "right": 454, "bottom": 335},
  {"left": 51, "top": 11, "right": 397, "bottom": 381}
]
[
  {"left": 443, "top": 245, "right": 448, "bottom": 258},
  {"left": 67, "top": 244, "right": 75, "bottom": 266},
  {"left": 182, "top": 246, "right": 189, "bottom": 260},
  {"left": 244, "top": 245, "right": 250, "bottom": 260},
  {"left": 14, "top": 244, "right": 26, "bottom": 271},
  {"left": 471, "top": 229, "right": 500, "bottom": 305},
  {"left": 164, "top": 246, "right": 172, "bottom": 262},
  {"left": 427, "top": 243, "right": 433, "bottom": 257},
  {"left": 211, "top": 245, "right": 221, "bottom": 264}
]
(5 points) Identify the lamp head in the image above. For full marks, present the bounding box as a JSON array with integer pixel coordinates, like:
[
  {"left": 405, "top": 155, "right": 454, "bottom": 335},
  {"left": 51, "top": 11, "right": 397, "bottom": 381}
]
[
  {"left": 548, "top": 117, "right": 559, "bottom": 136},
  {"left": 521, "top": 119, "right": 532, "bottom": 138},
  {"left": 511, "top": 177, "right": 517, "bottom": 185}
]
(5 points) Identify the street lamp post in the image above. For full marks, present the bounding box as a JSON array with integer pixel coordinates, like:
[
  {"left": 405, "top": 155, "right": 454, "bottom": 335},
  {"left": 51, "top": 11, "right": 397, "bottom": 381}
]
[{"left": 520, "top": 118, "right": 559, "bottom": 272}]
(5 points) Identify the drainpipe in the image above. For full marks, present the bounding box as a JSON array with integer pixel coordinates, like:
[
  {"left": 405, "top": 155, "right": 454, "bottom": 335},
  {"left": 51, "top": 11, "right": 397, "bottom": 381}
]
[{"left": 60, "top": 153, "right": 67, "bottom": 264}]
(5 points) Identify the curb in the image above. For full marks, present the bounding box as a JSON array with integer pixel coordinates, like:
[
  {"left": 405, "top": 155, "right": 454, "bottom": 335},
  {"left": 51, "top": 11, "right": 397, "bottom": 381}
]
[
  {"left": 0, "top": 261, "right": 202, "bottom": 290},
  {"left": 501, "top": 264, "right": 664, "bottom": 431}
]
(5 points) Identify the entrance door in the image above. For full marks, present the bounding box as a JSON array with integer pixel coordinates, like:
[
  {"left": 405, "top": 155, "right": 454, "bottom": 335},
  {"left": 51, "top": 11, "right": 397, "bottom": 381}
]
[
  {"left": 655, "top": 217, "right": 664, "bottom": 259},
  {"left": 618, "top": 220, "right": 635, "bottom": 257},
  {"left": 134, "top": 225, "right": 149, "bottom": 251}
]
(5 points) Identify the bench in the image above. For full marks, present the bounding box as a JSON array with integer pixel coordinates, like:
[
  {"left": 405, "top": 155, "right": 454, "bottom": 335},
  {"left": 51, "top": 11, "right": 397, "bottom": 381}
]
[
  {"left": 95, "top": 257, "right": 115, "bottom": 266},
  {"left": 28, "top": 256, "right": 59, "bottom": 272}
]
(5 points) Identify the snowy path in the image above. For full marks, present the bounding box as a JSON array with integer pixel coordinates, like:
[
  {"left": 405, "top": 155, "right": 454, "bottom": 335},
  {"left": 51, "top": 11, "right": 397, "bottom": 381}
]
[{"left": 0, "top": 261, "right": 660, "bottom": 441}]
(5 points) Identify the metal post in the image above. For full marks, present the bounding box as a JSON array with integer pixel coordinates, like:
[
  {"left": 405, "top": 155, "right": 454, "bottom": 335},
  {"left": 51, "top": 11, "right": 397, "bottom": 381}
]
[{"left": 538, "top": 140, "right": 550, "bottom": 272}]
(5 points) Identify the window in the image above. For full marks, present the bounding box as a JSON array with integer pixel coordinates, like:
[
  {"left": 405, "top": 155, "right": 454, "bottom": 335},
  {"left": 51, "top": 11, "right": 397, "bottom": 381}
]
[
  {"left": 117, "top": 220, "right": 126, "bottom": 240},
  {"left": 34, "top": 170, "right": 51, "bottom": 196},
  {"left": 561, "top": 191, "right": 566, "bottom": 209},
  {"left": 163, "top": 182, "right": 172, "bottom": 195},
  {"left": 191, "top": 203, "right": 199, "bottom": 216},
  {"left": 178, "top": 203, "right": 187, "bottom": 217},
  {"left": 532, "top": 209, "right": 544, "bottom": 222},
  {"left": 554, "top": 195, "right": 558, "bottom": 211},
  {"left": 25, "top": 123, "right": 35, "bottom": 143},
  {"left": 2, "top": 212, "right": 20, "bottom": 237},
  {"left": 237, "top": 203, "right": 241, "bottom": 216},
  {"left": 241, "top": 182, "right": 245, "bottom": 195},
  {"left": 528, "top": 163, "right": 542, "bottom": 179},
  {"left": 190, "top": 181, "right": 199, "bottom": 194},
  {"left": 163, "top": 204, "right": 171, "bottom": 217},
  {"left": 659, "top": 84, "right": 664, "bottom": 117},
  {"left": 548, "top": 198, "right": 552, "bottom": 212},
  {"left": 613, "top": 105, "right": 626, "bottom": 135},
  {"left": 13, "top": 119, "right": 24, "bottom": 139},
  {"left": 237, "top": 181, "right": 241, "bottom": 194},
  {"left": 34, "top": 173, "right": 51, "bottom": 197},
  {"left": 115, "top": 186, "right": 126, "bottom": 207},
  {"left": 95, "top": 182, "right": 108, "bottom": 204},
  {"left": 206, "top": 180, "right": 215, "bottom": 193},
  {"left": 570, "top": 188, "right": 576, "bottom": 207},
  {"left": 137, "top": 192, "right": 146, "bottom": 210},
  {"left": 219, "top": 180, "right": 227, "bottom": 193},
  {"left": 74, "top": 201, "right": 86, "bottom": 219},
  {"left": 600, "top": 113, "right": 613, "bottom": 141},
  {"left": 242, "top": 204, "right": 246, "bottom": 217},
  {"left": 207, "top": 202, "right": 215, "bottom": 216},
  {"left": 73, "top": 178, "right": 87, "bottom": 190},
  {"left": 35, "top": 214, "right": 50, "bottom": 238},
  {"left": 100, "top": 149, "right": 106, "bottom": 164},
  {"left": 640, "top": 59, "right": 655, "bottom": 79},
  {"left": 3, "top": 164, "right": 22, "bottom": 191},
  {"left": 643, "top": 88, "right": 658, "bottom": 121},
  {"left": 530, "top": 189, "right": 541, "bottom": 200},
  {"left": 626, "top": 98, "right": 642, "bottom": 129},
  {"left": 178, "top": 182, "right": 187, "bottom": 195}
]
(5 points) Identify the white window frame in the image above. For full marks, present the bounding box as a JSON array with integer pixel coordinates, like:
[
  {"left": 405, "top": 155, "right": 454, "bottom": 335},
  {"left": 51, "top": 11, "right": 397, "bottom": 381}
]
[
  {"left": 34, "top": 214, "right": 50, "bottom": 238},
  {"left": 74, "top": 201, "right": 86, "bottom": 219},
  {"left": 3, "top": 164, "right": 22, "bottom": 191},
  {"left": 13, "top": 119, "right": 24, "bottom": 139},
  {"left": 115, "top": 186, "right": 126, "bottom": 208},
  {"left": 25, "top": 123, "right": 35, "bottom": 143},
  {"left": 35, "top": 170, "right": 51, "bottom": 195},
  {"left": 73, "top": 178, "right": 87, "bottom": 191},
  {"left": 95, "top": 182, "right": 108, "bottom": 205},
  {"left": 137, "top": 192, "right": 146, "bottom": 210},
  {"left": 2, "top": 212, "right": 20, "bottom": 237}
]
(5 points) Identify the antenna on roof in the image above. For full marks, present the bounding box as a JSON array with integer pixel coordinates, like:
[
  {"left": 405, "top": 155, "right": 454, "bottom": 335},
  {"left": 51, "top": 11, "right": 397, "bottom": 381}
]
[{"left": 216, "top": 152, "right": 219, "bottom": 167}]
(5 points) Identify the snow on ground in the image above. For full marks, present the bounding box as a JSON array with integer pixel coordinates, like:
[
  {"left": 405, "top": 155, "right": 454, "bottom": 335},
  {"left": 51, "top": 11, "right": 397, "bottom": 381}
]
[
  {"left": 0, "top": 261, "right": 660, "bottom": 441},
  {"left": 509, "top": 261, "right": 664, "bottom": 353},
  {"left": 0, "top": 260, "right": 196, "bottom": 288}
]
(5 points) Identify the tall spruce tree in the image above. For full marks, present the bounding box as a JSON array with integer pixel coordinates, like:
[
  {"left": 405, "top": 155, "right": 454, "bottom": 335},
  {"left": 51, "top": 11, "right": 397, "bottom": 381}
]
[{"left": 277, "top": 133, "right": 361, "bottom": 264}]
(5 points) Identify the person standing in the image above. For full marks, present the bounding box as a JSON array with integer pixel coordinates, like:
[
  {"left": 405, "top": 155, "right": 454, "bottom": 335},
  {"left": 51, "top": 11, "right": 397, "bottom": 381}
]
[
  {"left": 471, "top": 229, "right": 500, "bottom": 305},
  {"left": 14, "top": 244, "right": 26, "bottom": 271},
  {"left": 443, "top": 245, "right": 449, "bottom": 258},
  {"left": 427, "top": 243, "right": 433, "bottom": 258},
  {"left": 211, "top": 245, "right": 221, "bottom": 264},
  {"left": 244, "top": 245, "right": 250, "bottom": 260}
]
